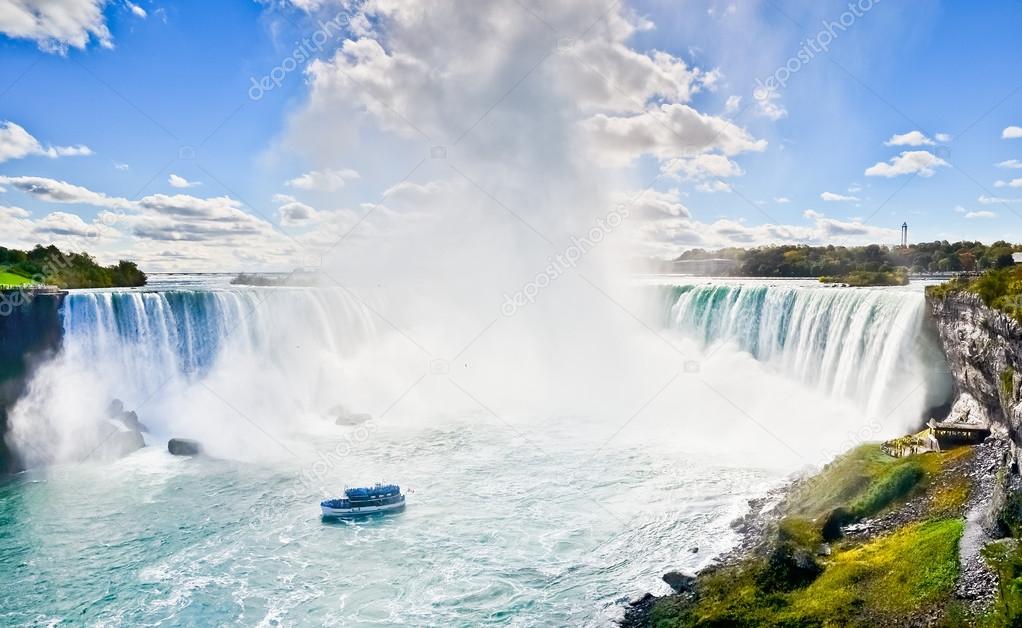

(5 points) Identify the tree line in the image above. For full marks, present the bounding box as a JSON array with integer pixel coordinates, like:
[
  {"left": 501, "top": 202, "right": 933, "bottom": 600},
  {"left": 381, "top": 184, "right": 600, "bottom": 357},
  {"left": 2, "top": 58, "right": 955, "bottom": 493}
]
[
  {"left": 676, "top": 241, "right": 1020, "bottom": 277},
  {"left": 0, "top": 245, "right": 146, "bottom": 289}
]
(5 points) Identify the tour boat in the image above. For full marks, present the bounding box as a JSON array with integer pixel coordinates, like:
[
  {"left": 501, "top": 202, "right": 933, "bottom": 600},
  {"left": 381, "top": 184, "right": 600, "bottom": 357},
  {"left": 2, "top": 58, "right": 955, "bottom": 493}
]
[{"left": 321, "top": 483, "right": 406, "bottom": 517}]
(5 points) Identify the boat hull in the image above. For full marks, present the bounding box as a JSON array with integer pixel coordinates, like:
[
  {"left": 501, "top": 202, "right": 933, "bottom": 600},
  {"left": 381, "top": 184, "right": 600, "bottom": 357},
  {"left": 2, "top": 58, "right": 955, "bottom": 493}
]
[{"left": 321, "top": 496, "right": 406, "bottom": 517}]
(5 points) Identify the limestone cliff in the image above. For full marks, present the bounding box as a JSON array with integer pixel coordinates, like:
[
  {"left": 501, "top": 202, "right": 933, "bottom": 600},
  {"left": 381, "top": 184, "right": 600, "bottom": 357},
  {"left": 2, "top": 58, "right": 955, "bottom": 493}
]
[{"left": 927, "top": 290, "right": 1022, "bottom": 450}]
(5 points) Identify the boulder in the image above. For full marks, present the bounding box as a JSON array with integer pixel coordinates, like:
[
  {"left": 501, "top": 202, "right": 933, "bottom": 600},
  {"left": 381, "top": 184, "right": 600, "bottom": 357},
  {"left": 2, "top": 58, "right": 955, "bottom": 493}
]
[
  {"left": 108, "top": 398, "right": 124, "bottom": 417},
  {"left": 119, "top": 410, "right": 140, "bottom": 430},
  {"left": 757, "top": 543, "right": 822, "bottom": 591},
  {"left": 330, "top": 405, "right": 372, "bottom": 426},
  {"left": 662, "top": 571, "right": 697, "bottom": 593},
  {"left": 168, "top": 438, "right": 202, "bottom": 456}
]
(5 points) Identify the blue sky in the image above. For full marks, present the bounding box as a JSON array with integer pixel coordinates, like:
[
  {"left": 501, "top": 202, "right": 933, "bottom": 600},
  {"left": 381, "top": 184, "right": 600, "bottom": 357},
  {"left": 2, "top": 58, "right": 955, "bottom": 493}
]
[{"left": 1, "top": 0, "right": 1021, "bottom": 271}]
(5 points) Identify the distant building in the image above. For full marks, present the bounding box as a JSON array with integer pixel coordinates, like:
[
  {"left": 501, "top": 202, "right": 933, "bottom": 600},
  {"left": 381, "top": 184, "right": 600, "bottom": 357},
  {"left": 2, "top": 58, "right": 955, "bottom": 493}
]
[{"left": 1012, "top": 252, "right": 1022, "bottom": 264}]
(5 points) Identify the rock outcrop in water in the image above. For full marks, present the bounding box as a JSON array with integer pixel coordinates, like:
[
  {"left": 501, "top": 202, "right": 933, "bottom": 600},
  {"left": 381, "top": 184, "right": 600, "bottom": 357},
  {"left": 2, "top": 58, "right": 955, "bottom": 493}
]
[{"left": 168, "top": 438, "right": 202, "bottom": 456}]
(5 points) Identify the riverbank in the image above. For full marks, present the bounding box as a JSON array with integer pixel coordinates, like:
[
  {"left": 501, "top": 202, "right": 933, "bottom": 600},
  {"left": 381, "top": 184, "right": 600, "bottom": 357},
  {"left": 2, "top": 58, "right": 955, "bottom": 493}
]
[{"left": 623, "top": 438, "right": 1015, "bottom": 626}]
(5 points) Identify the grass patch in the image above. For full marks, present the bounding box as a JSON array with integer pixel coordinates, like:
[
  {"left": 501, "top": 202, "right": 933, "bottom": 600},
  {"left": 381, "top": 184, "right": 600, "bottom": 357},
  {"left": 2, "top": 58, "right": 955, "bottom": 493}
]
[
  {"left": 652, "top": 519, "right": 964, "bottom": 627},
  {"left": 930, "top": 479, "right": 972, "bottom": 516},
  {"left": 982, "top": 539, "right": 1022, "bottom": 626},
  {"left": 786, "top": 444, "right": 929, "bottom": 523},
  {"left": 0, "top": 270, "right": 32, "bottom": 286},
  {"left": 787, "top": 519, "right": 963, "bottom": 622}
]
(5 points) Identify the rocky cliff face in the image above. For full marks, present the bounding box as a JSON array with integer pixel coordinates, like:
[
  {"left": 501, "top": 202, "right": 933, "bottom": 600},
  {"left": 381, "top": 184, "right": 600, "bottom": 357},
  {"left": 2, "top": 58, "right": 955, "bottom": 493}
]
[
  {"left": 927, "top": 291, "right": 1022, "bottom": 451},
  {"left": 0, "top": 291, "right": 65, "bottom": 472}
]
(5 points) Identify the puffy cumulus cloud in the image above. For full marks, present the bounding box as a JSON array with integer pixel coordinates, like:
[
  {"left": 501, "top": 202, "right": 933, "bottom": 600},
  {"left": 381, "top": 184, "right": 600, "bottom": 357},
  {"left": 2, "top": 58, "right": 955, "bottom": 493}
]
[
  {"left": 998, "top": 159, "right": 1022, "bottom": 169},
  {"left": 286, "top": 168, "right": 359, "bottom": 191},
  {"left": 0, "top": 121, "right": 92, "bottom": 162},
  {"left": 661, "top": 154, "right": 742, "bottom": 180},
  {"left": 168, "top": 174, "right": 201, "bottom": 189},
  {"left": 33, "top": 210, "right": 117, "bottom": 238},
  {"left": 864, "top": 150, "right": 948, "bottom": 178},
  {"left": 584, "top": 103, "right": 766, "bottom": 165},
  {"left": 883, "top": 130, "right": 934, "bottom": 146},
  {"left": 1003, "top": 126, "right": 1022, "bottom": 140},
  {"left": 291, "top": 1, "right": 756, "bottom": 177},
  {"left": 774, "top": 197, "right": 790, "bottom": 204},
  {"left": 0, "top": 0, "right": 112, "bottom": 53},
  {"left": 556, "top": 36, "right": 717, "bottom": 113},
  {"left": 965, "top": 210, "right": 997, "bottom": 219},
  {"left": 273, "top": 194, "right": 320, "bottom": 226},
  {"left": 820, "top": 192, "right": 859, "bottom": 202},
  {"left": 625, "top": 188, "right": 690, "bottom": 218},
  {"left": 0, "top": 205, "right": 30, "bottom": 219}
]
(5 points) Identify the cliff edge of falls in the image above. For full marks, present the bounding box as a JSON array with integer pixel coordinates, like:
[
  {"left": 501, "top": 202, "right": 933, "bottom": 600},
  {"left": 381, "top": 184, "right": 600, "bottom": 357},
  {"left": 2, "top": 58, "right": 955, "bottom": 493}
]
[
  {"left": 928, "top": 290, "right": 1022, "bottom": 454},
  {"left": 0, "top": 291, "right": 65, "bottom": 473},
  {"left": 625, "top": 290, "right": 1022, "bottom": 627}
]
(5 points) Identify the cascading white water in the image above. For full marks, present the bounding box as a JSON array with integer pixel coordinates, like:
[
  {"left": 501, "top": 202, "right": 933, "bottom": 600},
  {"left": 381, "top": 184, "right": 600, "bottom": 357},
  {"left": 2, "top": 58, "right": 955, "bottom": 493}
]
[
  {"left": 661, "top": 282, "right": 950, "bottom": 421},
  {"left": 7, "top": 286, "right": 385, "bottom": 466},
  {"left": 7, "top": 279, "right": 952, "bottom": 469}
]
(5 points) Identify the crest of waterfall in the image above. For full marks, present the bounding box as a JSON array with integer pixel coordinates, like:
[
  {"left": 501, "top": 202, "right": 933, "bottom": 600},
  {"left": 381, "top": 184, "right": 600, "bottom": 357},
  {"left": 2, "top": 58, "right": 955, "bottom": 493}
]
[{"left": 662, "top": 283, "right": 950, "bottom": 421}]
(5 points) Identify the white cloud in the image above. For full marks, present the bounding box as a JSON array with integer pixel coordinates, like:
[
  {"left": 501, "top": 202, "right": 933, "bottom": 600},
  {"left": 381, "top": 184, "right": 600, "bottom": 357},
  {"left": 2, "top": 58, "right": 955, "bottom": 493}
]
[
  {"left": 978, "top": 194, "right": 1020, "bottom": 205},
  {"left": 724, "top": 95, "right": 741, "bottom": 114},
  {"left": 696, "top": 180, "right": 731, "bottom": 193},
  {"left": 584, "top": 103, "right": 766, "bottom": 165},
  {"left": 774, "top": 196, "right": 790, "bottom": 204},
  {"left": 627, "top": 188, "right": 690, "bottom": 218},
  {"left": 273, "top": 194, "right": 320, "bottom": 226},
  {"left": 286, "top": 168, "right": 359, "bottom": 192},
  {"left": 0, "top": 121, "right": 92, "bottom": 162},
  {"left": 752, "top": 85, "right": 786, "bottom": 121},
  {"left": 0, "top": 175, "right": 130, "bottom": 208},
  {"left": 864, "top": 150, "right": 948, "bottom": 178},
  {"left": 113, "top": 162, "right": 130, "bottom": 171},
  {"left": 0, "top": 0, "right": 113, "bottom": 53},
  {"left": 965, "top": 210, "right": 997, "bottom": 219},
  {"left": 995, "top": 180, "right": 1007, "bottom": 188},
  {"left": 168, "top": 174, "right": 201, "bottom": 189},
  {"left": 0, "top": 205, "right": 30, "bottom": 219},
  {"left": 126, "top": 1, "right": 146, "bottom": 18},
  {"left": 884, "top": 130, "right": 934, "bottom": 146},
  {"left": 820, "top": 192, "right": 860, "bottom": 202},
  {"left": 935, "top": 133, "right": 951, "bottom": 143},
  {"left": 998, "top": 159, "right": 1022, "bottom": 169},
  {"left": 661, "top": 154, "right": 742, "bottom": 180},
  {"left": 1003, "top": 126, "right": 1022, "bottom": 139},
  {"left": 634, "top": 209, "right": 897, "bottom": 256}
]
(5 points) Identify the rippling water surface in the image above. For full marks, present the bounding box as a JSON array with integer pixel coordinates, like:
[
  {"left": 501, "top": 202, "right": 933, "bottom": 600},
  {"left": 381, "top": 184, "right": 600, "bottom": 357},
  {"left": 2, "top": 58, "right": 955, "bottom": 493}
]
[{"left": 0, "top": 420, "right": 776, "bottom": 626}]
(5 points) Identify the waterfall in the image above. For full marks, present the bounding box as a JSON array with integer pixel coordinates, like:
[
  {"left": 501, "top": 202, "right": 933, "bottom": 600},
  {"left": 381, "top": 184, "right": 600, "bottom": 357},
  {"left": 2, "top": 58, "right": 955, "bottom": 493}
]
[
  {"left": 7, "top": 287, "right": 385, "bottom": 466},
  {"left": 661, "top": 283, "right": 949, "bottom": 420}
]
